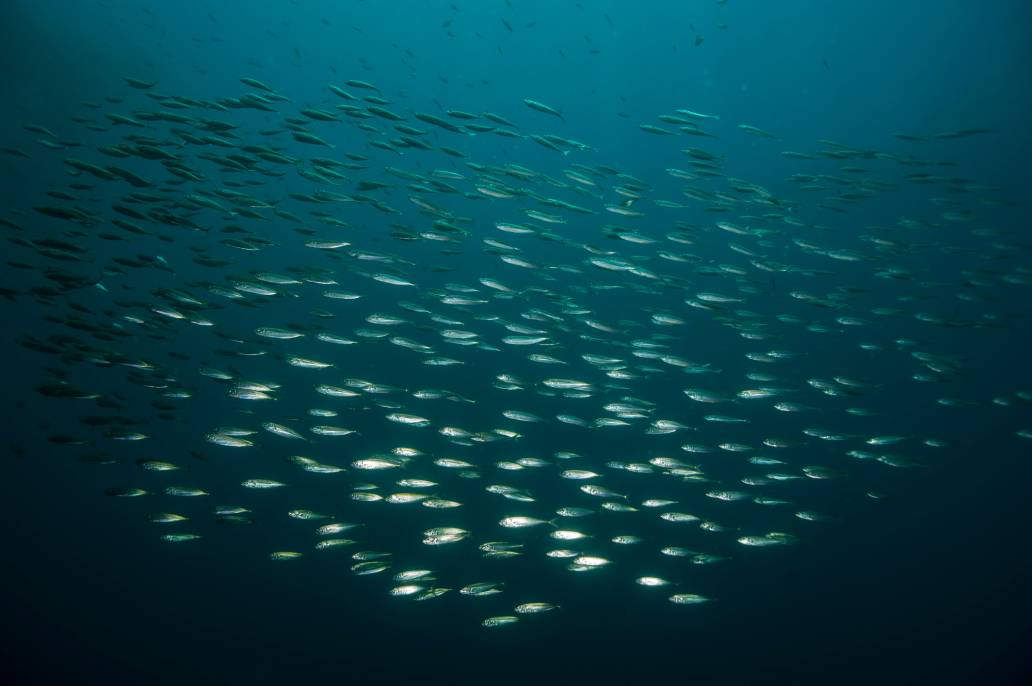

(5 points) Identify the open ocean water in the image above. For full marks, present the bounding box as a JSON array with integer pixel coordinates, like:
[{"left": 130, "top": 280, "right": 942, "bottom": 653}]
[{"left": 1, "top": 1, "right": 1030, "bottom": 684}]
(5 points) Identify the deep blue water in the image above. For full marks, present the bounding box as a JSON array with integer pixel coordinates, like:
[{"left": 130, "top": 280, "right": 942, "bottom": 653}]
[{"left": 1, "top": 1, "right": 1030, "bottom": 684}]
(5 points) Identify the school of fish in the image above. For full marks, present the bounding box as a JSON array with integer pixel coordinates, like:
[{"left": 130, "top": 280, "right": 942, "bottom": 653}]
[{"left": 4, "top": 38, "right": 1031, "bottom": 631}]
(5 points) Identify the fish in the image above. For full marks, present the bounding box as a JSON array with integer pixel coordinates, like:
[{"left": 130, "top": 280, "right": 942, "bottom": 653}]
[
  {"left": 481, "top": 616, "right": 519, "bottom": 628},
  {"left": 523, "top": 99, "right": 564, "bottom": 120},
  {"left": 499, "top": 516, "right": 553, "bottom": 529}
]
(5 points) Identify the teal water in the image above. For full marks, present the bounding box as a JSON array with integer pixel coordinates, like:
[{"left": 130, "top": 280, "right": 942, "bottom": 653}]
[{"left": 1, "top": 2, "right": 1030, "bottom": 684}]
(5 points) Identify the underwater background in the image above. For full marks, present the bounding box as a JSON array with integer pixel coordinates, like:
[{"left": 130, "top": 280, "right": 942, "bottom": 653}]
[{"left": 1, "top": 1, "right": 1030, "bottom": 684}]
